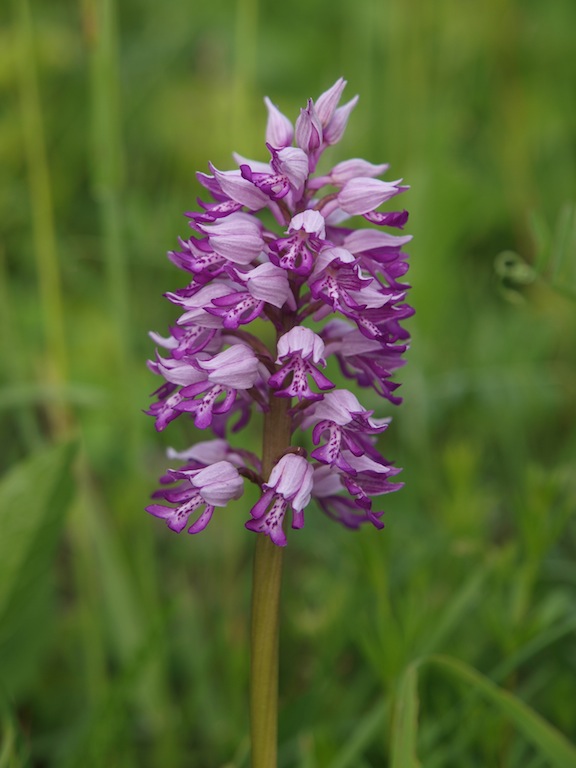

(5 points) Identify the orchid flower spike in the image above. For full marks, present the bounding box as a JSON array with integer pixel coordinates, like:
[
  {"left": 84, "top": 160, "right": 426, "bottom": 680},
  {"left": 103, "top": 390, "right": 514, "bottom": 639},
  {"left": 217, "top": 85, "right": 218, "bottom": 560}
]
[{"left": 147, "top": 78, "right": 412, "bottom": 545}]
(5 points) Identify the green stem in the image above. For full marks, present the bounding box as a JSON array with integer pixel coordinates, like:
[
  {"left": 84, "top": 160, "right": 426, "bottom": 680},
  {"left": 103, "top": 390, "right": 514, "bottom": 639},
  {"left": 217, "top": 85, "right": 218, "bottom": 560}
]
[
  {"left": 250, "top": 394, "right": 292, "bottom": 768},
  {"left": 86, "top": 0, "right": 129, "bottom": 355}
]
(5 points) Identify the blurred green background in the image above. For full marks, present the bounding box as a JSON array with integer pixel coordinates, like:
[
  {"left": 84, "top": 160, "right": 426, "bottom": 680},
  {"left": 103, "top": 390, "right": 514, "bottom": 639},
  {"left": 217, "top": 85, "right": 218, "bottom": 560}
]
[{"left": 1, "top": 0, "right": 575, "bottom": 766}]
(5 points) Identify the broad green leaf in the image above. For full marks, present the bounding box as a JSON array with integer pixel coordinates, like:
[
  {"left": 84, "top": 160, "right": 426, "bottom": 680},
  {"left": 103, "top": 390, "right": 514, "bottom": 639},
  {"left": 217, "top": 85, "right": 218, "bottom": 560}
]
[{"left": 0, "top": 442, "right": 76, "bottom": 698}]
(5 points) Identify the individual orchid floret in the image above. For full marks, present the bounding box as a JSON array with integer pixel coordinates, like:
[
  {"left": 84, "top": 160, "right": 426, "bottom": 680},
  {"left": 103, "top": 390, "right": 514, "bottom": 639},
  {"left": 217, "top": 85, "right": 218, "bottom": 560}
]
[
  {"left": 340, "top": 451, "right": 403, "bottom": 509},
  {"left": 312, "top": 465, "right": 386, "bottom": 530},
  {"left": 148, "top": 343, "right": 261, "bottom": 430},
  {"left": 205, "top": 292, "right": 261, "bottom": 330},
  {"left": 240, "top": 145, "right": 309, "bottom": 203},
  {"left": 245, "top": 453, "right": 314, "bottom": 546},
  {"left": 341, "top": 228, "right": 413, "bottom": 287},
  {"left": 147, "top": 461, "right": 244, "bottom": 534},
  {"left": 308, "top": 250, "right": 376, "bottom": 319},
  {"left": 351, "top": 301, "right": 415, "bottom": 343},
  {"left": 301, "top": 389, "right": 389, "bottom": 473},
  {"left": 304, "top": 78, "right": 358, "bottom": 162},
  {"left": 168, "top": 235, "right": 226, "bottom": 276},
  {"left": 187, "top": 198, "right": 244, "bottom": 225},
  {"left": 269, "top": 210, "right": 326, "bottom": 276},
  {"left": 322, "top": 322, "right": 406, "bottom": 404},
  {"left": 269, "top": 327, "right": 334, "bottom": 401},
  {"left": 149, "top": 324, "right": 217, "bottom": 360},
  {"left": 204, "top": 262, "right": 294, "bottom": 329}
]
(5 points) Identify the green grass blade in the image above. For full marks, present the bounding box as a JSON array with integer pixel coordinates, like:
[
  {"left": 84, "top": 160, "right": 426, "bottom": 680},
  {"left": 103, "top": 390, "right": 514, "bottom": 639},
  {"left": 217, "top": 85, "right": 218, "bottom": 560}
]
[
  {"left": 12, "top": 0, "right": 70, "bottom": 437},
  {"left": 391, "top": 654, "right": 576, "bottom": 767},
  {"left": 87, "top": 0, "right": 130, "bottom": 355},
  {"left": 328, "top": 698, "right": 388, "bottom": 768},
  {"left": 0, "top": 442, "right": 76, "bottom": 698},
  {"left": 390, "top": 662, "right": 421, "bottom": 768},
  {"left": 430, "top": 655, "right": 576, "bottom": 767},
  {"left": 0, "top": 703, "right": 30, "bottom": 768},
  {"left": 418, "top": 566, "right": 488, "bottom": 656}
]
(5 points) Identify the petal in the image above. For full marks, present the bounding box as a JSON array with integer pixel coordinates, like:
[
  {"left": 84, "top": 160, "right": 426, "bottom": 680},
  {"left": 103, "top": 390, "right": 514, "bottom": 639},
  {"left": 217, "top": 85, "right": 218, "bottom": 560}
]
[
  {"left": 233, "top": 152, "right": 271, "bottom": 175},
  {"left": 267, "top": 454, "right": 314, "bottom": 512},
  {"left": 343, "top": 229, "right": 413, "bottom": 253},
  {"left": 307, "top": 389, "right": 364, "bottom": 425},
  {"left": 244, "top": 262, "right": 292, "bottom": 307},
  {"left": 338, "top": 178, "right": 404, "bottom": 216},
  {"left": 211, "top": 166, "right": 270, "bottom": 210},
  {"left": 274, "top": 146, "right": 309, "bottom": 191},
  {"left": 187, "top": 505, "right": 215, "bottom": 533},
  {"left": 264, "top": 96, "right": 294, "bottom": 148},
  {"left": 324, "top": 95, "right": 359, "bottom": 145},
  {"left": 192, "top": 461, "right": 244, "bottom": 505},
  {"left": 199, "top": 213, "right": 264, "bottom": 265},
  {"left": 314, "top": 77, "right": 347, "bottom": 126},
  {"left": 295, "top": 99, "right": 323, "bottom": 153},
  {"left": 154, "top": 355, "right": 206, "bottom": 387},
  {"left": 146, "top": 494, "right": 202, "bottom": 533},
  {"left": 245, "top": 496, "right": 288, "bottom": 546},
  {"left": 291, "top": 507, "right": 305, "bottom": 530},
  {"left": 276, "top": 326, "right": 326, "bottom": 364},
  {"left": 199, "top": 344, "right": 260, "bottom": 389},
  {"left": 312, "top": 464, "right": 344, "bottom": 497},
  {"left": 289, "top": 209, "right": 326, "bottom": 238},
  {"left": 329, "top": 158, "right": 390, "bottom": 186},
  {"left": 167, "top": 439, "right": 231, "bottom": 464},
  {"left": 308, "top": 365, "right": 335, "bottom": 391},
  {"left": 310, "top": 247, "right": 355, "bottom": 278}
]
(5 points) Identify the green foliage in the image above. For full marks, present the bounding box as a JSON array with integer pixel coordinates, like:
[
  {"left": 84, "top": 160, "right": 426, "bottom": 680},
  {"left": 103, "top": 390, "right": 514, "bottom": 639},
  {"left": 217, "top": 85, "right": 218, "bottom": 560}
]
[
  {"left": 391, "top": 665, "right": 420, "bottom": 768},
  {"left": 0, "top": 442, "right": 76, "bottom": 700},
  {"left": 392, "top": 656, "right": 576, "bottom": 768},
  {"left": 1, "top": 0, "right": 575, "bottom": 765}
]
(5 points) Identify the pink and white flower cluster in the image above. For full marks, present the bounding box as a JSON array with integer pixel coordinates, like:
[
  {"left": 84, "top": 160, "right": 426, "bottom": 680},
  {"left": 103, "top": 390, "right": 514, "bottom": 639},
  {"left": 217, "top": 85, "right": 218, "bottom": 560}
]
[{"left": 146, "top": 78, "right": 413, "bottom": 546}]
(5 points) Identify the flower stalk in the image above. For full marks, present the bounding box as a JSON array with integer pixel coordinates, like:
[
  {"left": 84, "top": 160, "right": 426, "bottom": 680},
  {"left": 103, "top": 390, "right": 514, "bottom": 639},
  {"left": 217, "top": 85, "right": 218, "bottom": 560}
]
[
  {"left": 250, "top": 532, "right": 283, "bottom": 767},
  {"left": 250, "top": 533, "right": 283, "bottom": 768},
  {"left": 251, "top": 388, "right": 292, "bottom": 756},
  {"left": 250, "top": 392, "right": 291, "bottom": 767}
]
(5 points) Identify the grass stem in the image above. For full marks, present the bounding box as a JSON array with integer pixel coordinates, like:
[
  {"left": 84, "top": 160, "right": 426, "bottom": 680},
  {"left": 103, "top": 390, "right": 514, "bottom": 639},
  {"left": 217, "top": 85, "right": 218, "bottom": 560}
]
[{"left": 13, "top": 0, "right": 71, "bottom": 438}]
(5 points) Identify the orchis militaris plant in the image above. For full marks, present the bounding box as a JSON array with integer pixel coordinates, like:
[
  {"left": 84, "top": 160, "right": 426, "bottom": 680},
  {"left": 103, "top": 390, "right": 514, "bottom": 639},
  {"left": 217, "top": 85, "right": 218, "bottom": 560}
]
[{"left": 146, "top": 78, "right": 412, "bottom": 768}]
